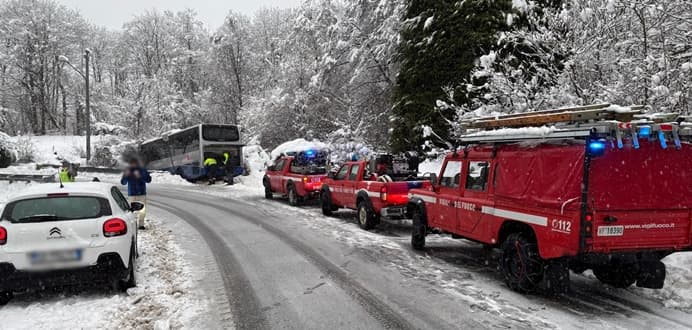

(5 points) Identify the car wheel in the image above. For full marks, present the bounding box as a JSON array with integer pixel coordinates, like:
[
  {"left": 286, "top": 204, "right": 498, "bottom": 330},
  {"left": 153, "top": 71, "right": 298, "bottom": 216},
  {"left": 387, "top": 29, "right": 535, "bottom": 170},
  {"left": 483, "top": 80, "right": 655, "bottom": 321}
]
[
  {"left": 500, "top": 233, "right": 544, "bottom": 293},
  {"left": 119, "top": 245, "right": 137, "bottom": 292},
  {"left": 0, "top": 291, "right": 13, "bottom": 305},
  {"left": 593, "top": 260, "right": 638, "bottom": 289},
  {"left": 357, "top": 202, "right": 378, "bottom": 230},
  {"left": 411, "top": 208, "right": 427, "bottom": 250},
  {"left": 287, "top": 185, "right": 300, "bottom": 206},
  {"left": 321, "top": 191, "right": 334, "bottom": 216},
  {"left": 264, "top": 179, "right": 273, "bottom": 200}
]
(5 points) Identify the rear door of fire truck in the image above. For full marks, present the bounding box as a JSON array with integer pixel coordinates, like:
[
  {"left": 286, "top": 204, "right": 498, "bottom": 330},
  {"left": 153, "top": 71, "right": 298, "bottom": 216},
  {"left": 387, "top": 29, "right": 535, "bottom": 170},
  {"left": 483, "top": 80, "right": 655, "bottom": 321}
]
[{"left": 588, "top": 136, "right": 692, "bottom": 252}]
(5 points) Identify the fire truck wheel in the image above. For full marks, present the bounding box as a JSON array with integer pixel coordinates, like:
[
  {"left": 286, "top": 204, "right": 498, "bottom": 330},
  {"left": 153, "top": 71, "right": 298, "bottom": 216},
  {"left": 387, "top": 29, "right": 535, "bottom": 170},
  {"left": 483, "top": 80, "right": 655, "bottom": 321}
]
[
  {"left": 500, "top": 233, "right": 544, "bottom": 293},
  {"left": 321, "top": 192, "right": 334, "bottom": 216},
  {"left": 593, "top": 260, "right": 639, "bottom": 289},
  {"left": 287, "top": 184, "right": 301, "bottom": 206},
  {"left": 357, "top": 202, "right": 378, "bottom": 230},
  {"left": 411, "top": 209, "right": 427, "bottom": 250},
  {"left": 263, "top": 179, "right": 273, "bottom": 199},
  {"left": 544, "top": 259, "right": 570, "bottom": 295}
]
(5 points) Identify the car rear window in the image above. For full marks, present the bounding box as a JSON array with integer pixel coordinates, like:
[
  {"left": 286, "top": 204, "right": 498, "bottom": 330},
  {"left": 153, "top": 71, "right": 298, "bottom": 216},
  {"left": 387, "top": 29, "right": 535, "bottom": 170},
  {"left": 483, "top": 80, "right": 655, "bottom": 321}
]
[{"left": 2, "top": 196, "right": 112, "bottom": 223}]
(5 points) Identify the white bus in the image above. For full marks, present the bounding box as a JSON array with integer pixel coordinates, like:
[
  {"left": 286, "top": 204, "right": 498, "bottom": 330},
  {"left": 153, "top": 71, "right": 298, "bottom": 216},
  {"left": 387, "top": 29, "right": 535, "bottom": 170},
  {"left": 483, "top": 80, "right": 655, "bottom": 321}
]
[{"left": 140, "top": 124, "right": 244, "bottom": 181}]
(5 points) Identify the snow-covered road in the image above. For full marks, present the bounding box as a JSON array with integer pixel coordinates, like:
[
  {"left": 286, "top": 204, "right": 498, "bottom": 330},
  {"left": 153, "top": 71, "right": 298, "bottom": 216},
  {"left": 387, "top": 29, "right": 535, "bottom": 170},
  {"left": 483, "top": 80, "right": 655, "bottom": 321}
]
[
  {"left": 3, "top": 173, "right": 692, "bottom": 329},
  {"left": 146, "top": 183, "right": 692, "bottom": 329}
]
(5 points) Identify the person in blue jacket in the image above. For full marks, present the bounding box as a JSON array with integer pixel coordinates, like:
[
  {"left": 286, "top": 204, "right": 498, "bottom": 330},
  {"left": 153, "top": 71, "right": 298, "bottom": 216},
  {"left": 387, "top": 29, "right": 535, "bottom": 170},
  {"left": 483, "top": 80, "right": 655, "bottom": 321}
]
[{"left": 121, "top": 158, "right": 152, "bottom": 229}]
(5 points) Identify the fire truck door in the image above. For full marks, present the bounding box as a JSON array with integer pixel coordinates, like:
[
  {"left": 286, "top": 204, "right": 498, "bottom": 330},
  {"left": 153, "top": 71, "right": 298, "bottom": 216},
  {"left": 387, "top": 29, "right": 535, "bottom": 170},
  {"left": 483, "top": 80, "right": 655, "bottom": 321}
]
[
  {"left": 458, "top": 161, "right": 491, "bottom": 233},
  {"left": 430, "top": 160, "right": 463, "bottom": 232}
]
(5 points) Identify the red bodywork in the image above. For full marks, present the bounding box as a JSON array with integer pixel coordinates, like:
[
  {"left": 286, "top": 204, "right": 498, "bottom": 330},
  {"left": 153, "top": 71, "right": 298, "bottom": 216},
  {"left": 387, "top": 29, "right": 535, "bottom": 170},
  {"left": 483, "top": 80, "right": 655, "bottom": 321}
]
[
  {"left": 265, "top": 156, "right": 326, "bottom": 199},
  {"left": 409, "top": 141, "right": 692, "bottom": 260},
  {"left": 323, "top": 161, "right": 431, "bottom": 218}
]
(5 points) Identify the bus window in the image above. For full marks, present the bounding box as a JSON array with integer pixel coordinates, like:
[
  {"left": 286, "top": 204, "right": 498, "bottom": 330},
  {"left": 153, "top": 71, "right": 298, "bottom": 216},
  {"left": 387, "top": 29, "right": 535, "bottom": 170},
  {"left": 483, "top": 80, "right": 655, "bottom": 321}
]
[
  {"left": 202, "top": 125, "right": 240, "bottom": 142},
  {"left": 170, "top": 127, "right": 199, "bottom": 156}
]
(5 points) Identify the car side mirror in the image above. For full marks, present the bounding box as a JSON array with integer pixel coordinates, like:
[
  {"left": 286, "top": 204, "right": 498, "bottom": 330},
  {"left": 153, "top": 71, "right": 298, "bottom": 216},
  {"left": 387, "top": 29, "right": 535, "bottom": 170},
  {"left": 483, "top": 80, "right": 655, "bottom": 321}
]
[
  {"left": 267, "top": 166, "right": 275, "bottom": 172},
  {"left": 327, "top": 172, "right": 335, "bottom": 179},
  {"left": 130, "top": 202, "right": 145, "bottom": 212}
]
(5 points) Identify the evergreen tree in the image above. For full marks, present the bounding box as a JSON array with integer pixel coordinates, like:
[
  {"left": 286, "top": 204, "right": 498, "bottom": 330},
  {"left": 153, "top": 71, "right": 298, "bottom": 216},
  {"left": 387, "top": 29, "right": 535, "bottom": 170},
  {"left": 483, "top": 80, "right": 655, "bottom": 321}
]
[{"left": 391, "top": 0, "right": 512, "bottom": 152}]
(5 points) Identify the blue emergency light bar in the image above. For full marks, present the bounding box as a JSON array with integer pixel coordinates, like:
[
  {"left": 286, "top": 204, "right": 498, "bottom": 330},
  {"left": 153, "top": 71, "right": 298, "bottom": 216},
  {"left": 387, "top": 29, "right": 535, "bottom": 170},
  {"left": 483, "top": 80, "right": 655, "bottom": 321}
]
[{"left": 304, "top": 150, "right": 317, "bottom": 158}]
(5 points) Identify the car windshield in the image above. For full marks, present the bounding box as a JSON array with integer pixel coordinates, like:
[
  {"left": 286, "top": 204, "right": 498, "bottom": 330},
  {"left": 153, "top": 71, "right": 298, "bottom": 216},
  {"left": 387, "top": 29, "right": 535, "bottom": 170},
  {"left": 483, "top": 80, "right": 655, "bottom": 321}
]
[{"left": 2, "top": 197, "right": 111, "bottom": 223}]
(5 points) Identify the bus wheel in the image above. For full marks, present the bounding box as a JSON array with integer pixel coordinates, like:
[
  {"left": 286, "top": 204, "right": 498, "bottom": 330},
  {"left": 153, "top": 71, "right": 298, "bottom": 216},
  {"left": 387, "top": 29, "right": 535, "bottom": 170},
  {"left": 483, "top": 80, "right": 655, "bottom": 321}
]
[
  {"left": 263, "top": 179, "right": 273, "bottom": 199},
  {"left": 500, "top": 233, "right": 544, "bottom": 293}
]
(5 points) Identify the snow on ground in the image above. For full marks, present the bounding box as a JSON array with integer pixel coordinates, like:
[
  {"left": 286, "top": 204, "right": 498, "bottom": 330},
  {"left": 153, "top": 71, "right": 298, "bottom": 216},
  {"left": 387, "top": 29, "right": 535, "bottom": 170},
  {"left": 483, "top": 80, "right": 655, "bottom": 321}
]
[
  {"left": 634, "top": 253, "right": 692, "bottom": 311},
  {"left": 9, "top": 135, "right": 119, "bottom": 165},
  {"left": 0, "top": 182, "right": 213, "bottom": 330},
  {"left": 0, "top": 215, "right": 212, "bottom": 330}
]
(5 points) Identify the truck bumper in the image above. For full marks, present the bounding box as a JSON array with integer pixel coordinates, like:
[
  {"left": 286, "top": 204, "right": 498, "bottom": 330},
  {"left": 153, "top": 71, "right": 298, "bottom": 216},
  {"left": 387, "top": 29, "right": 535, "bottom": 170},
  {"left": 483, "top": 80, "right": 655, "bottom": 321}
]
[{"left": 381, "top": 206, "right": 407, "bottom": 219}]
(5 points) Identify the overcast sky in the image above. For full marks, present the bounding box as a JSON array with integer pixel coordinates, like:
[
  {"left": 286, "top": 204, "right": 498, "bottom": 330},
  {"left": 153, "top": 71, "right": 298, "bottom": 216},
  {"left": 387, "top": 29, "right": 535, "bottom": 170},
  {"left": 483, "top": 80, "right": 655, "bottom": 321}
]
[{"left": 55, "top": 0, "right": 302, "bottom": 30}]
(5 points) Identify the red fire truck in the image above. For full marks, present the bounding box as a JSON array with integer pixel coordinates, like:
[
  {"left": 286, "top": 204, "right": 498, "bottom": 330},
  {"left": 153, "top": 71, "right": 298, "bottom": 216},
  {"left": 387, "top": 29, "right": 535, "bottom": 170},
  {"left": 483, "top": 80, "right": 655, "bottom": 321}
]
[
  {"left": 263, "top": 151, "right": 328, "bottom": 206},
  {"left": 320, "top": 160, "right": 431, "bottom": 230},
  {"left": 407, "top": 104, "right": 692, "bottom": 294}
]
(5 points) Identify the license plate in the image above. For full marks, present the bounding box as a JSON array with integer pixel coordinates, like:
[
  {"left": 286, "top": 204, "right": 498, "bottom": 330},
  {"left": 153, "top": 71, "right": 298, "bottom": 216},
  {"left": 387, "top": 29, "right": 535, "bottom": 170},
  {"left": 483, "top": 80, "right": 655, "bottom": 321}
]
[
  {"left": 30, "top": 249, "right": 82, "bottom": 265},
  {"left": 597, "top": 226, "right": 624, "bottom": 237}
]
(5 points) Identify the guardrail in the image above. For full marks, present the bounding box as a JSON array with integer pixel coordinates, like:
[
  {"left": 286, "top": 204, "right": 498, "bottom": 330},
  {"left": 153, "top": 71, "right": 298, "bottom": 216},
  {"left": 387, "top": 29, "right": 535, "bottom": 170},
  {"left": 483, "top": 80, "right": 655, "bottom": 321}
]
[
  {"left": 0, "top": 174, "right": 56, "bottom": 183},
  {"left": 34, "top": 164, "right": 121, "bottom": 174}
]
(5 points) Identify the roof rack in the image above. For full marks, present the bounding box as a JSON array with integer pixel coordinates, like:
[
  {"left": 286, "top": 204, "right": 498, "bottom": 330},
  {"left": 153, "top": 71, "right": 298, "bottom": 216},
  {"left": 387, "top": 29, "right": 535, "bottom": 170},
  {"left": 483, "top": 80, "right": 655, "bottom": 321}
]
[{"left": 458, "top": 104, "right": 691, "bottom": 147}]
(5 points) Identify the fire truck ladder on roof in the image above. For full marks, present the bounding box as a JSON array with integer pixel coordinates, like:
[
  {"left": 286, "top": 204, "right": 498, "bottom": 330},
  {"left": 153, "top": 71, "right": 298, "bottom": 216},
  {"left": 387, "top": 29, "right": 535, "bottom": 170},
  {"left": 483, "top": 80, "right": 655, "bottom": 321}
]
[{"left": 457, "top": 104, "right": 691, "bottom": 147}]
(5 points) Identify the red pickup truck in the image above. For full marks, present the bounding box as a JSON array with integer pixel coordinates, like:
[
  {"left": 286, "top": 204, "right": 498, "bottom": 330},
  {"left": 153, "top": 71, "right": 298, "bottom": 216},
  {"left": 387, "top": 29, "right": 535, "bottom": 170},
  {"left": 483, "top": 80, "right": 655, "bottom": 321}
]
[
  {"left": 320, "top": 161, "right": 431, "bottom": 230},
  {"left": 407, "top": 123, "right": 692, "bottom": 294},
  {"left": 263, "top": 156, "right": 327, "bottom": 206}
]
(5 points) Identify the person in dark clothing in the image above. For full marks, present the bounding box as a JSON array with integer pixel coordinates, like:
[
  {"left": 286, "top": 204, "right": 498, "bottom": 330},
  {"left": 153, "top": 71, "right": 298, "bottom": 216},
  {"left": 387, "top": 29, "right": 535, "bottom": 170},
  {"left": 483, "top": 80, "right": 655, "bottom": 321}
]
[
  {"left": 223, "top": 152, "right": 235, "bottom": 186},
  {"left": 121, "top": 159, "right": 152, "bottom": 229},
  {"left": 204, "top": 156, "right": 219, "bottom": 185}
]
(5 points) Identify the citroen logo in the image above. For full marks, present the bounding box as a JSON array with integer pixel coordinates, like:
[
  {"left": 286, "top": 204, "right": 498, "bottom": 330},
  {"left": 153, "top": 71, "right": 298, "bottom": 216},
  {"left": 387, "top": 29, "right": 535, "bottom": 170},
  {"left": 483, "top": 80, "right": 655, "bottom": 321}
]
[{"left": 49, "top": 227, "right": 62, "bottom": 236}]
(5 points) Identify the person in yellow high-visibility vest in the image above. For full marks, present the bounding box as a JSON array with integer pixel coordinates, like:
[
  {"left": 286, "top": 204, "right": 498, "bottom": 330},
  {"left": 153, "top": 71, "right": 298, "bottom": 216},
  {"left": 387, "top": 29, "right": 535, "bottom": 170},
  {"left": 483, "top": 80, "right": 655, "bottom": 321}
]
[
  {"left": 59, "top": 163, "right": 75, "bottom": 183},
  {"left": 204, "top": 156, "right": 219, "bottom": 185}
]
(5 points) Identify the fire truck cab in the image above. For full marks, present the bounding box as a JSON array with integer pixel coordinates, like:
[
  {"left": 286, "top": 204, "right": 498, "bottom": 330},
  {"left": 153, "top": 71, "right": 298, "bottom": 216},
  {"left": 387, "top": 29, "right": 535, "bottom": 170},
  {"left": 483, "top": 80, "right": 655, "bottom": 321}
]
[{"left": 408, "top": 104, "right": 692, "bottom": 294}]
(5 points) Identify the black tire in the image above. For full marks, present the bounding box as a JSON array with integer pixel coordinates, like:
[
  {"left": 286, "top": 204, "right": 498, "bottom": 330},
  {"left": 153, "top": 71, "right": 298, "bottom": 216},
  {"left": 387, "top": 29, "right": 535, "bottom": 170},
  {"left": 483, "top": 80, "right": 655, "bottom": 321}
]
[
  {"left": 356, "top": 201, "right": 378, "bottom": 230},
  {"left": 593, "top": 260, "right": 638, "bottom": 289},
  {"left": 287, "top": 184, "right": 300, "bottom": 206},
  {"left": 0, "top": 291, "right": 13, "bottom": 305},
  {"left": 119, "top": 245, "right": 137, "bottom": 292},
  {"left": 411, "top": 208, "right": 427, "bottom": 250},
  {"left": 321, "top": 190, "right": 334, "bottom": 216},
  {"left": 263, "top": 178, "right": 273, "bottom": 200},
  {"left": 500, "top": 233, "right": 544, "bottom": 293},
  {"left": 544, "top": 260, "right": 571, "bottom": 295}
]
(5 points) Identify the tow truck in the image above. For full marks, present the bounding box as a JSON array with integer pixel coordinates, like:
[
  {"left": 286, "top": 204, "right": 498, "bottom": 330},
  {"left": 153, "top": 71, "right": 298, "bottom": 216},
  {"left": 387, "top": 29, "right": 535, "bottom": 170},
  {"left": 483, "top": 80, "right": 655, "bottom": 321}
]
[
  {"left": 407, "top": 104, "right": 692, "bottom": 294},
  {"left": 320, "top": 160, "right": 431, "bottom": 230},
  {"left": 263, "top": 150, "right": 328, "bottom": 206}
]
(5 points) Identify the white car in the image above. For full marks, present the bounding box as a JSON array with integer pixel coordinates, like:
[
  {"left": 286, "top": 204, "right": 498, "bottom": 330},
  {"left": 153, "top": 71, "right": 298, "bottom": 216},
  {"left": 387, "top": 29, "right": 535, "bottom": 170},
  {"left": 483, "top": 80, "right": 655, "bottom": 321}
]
[{"left": 0, "top": 183, "right": 141, "bottom": 304}]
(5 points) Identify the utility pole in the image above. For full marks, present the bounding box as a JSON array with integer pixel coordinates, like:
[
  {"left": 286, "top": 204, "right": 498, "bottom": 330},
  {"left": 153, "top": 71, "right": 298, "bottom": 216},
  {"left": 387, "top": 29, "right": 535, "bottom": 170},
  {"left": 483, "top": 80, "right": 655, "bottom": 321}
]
[{"left": 84, "top": 49, "right": 91, "bottom": 163}]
